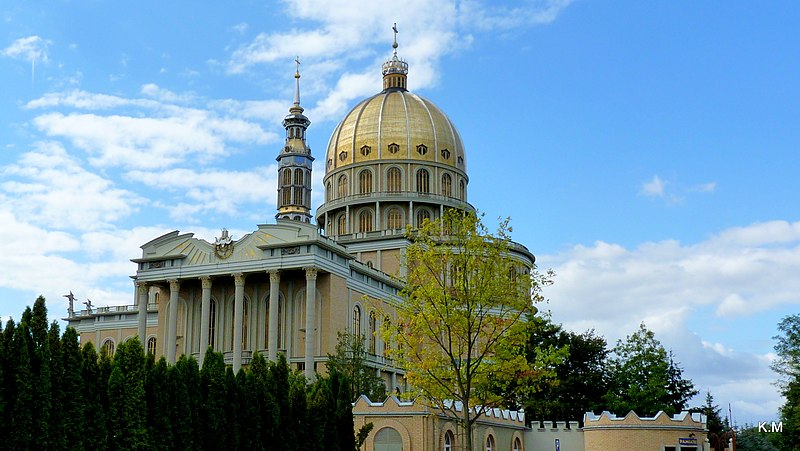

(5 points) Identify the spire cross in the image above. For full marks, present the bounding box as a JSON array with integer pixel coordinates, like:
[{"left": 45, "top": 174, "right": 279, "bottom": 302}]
[{"left": 392, "top": 23, "right": 399, "bottom": 54}]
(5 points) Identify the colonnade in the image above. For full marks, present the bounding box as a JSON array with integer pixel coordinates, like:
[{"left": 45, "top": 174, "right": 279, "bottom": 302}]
[{"left": 136, "top": 267, "right": 319, "bottom": 378}]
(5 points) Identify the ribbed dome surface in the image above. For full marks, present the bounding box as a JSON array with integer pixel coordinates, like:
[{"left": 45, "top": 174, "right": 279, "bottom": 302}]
[{"left": 324, "top": 90, "right": 467, "bottom": 174}]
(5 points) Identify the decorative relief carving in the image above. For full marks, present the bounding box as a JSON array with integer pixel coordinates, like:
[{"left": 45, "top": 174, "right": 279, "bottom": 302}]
[
  {"left": 214, "top": 228, "right": 234, "bottom": 259},
  {"left": 148, "top": 261, "right": 165, "bottom": 269},
  {"left": 281, "top": 246, "right": 301, "bottom": 255}
]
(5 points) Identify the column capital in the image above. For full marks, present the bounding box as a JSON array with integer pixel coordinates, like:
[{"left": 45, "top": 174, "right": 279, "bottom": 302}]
[
  {"left": 136, "top": 281, "right": 148, "bottom": 294},
  {"left": 200, "top": 276, "right": 212, "bottom": 289},
  {"left": 268, "top": 270, "right": 281, "bottom": 283},
  {"left": 233, "top": 273, "right": 246, "bottom": 286},
  {"left": 303, "top": 267, "right": 318, "bottom": 281},
  {"left": 168, "top": 279, "right": 180, "bottom": 291}
]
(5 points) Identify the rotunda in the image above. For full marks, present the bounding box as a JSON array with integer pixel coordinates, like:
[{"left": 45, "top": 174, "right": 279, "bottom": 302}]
[{"left": 316, "top": 33, "right": 474, "bottom": 250}]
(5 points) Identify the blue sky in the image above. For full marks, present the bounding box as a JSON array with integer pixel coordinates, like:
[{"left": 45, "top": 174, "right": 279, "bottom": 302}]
[{"left": 2, "top": 0, "right": 798, "bottom": 425}]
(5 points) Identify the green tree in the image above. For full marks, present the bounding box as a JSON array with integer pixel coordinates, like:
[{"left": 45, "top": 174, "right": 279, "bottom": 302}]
[
  {"left": 200, "top": 348, "right": 228, "bottom": 450},
  {"left": 243, "top": 352, "right": 278, "bottom": 449},
  {"left": 145, "top": 355, "right": 173, "bottom": 449},
  {"left": 514, "top": 317, "right": 607, "bottom": 423},
  {"left": 11, "top": 310, "right": 33, "bottom": 449},
  {"left": 61, "top": 327, "right": 84, "bottom": 450},
  {"left": 772, "top": 314, "right": 800, "bottom": 450},
  {"left": 30, "top": 297, "right": 52, "bottom": 449},
  {"left": 271, "top": 353, "right": 293, "bottom": 446},
  {"left": 108, "top": 337, "right": 148, "bottom": 450},
  {"left": 385, "top": 210, "right": 555, "bottom": 451},
  {"left": 736, "top": 425, "right": 780, "bottom": 451},
  {"left": 288, "top": 371, "right": 310, "bottom": 451},
  {"left": 170, "top": 355, "right": 200, "bottom": 449},
  {"left": 604, "top": 323, "right": 697, "bottom": 417},
  {"left": 81, "top": 342, "right": 108, "bottom": 449},
  {"left": 327, "top": 330, "right": 386, "bottom": 402},
  {"left": 0, "top": 319, "right": 11, "bottom": 442}
]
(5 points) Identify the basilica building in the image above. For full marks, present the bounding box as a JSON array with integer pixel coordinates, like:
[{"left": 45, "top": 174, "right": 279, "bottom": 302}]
[{"left": 65, "top": 36, "right": 535, "bottom": 390}]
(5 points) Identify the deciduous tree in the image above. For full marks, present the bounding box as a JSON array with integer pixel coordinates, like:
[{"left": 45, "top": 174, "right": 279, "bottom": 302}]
[
  {"left": 327, "top": 330, "right": 386, "bottom": 402},
  {"left": 772, "top": 314, "right": 800, "bottom": 450},
  {"left": 385, "top": 210, "right": 555, "bottom": 451}
]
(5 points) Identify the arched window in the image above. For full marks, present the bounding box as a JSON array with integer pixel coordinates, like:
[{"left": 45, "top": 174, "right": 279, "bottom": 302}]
[
  {"left": 387, "top": 167, "right": 402, "bottom": 192},
  {"left": 359, "top": 170, "right": 372, "bottom": 194},
  {"left": 374, "top": 427, "right": 403, "bottom": 451},
  {"left": 369, "top": 311, "right": 377, "bottom": 355},
  {"left": 387, "top": 208, "right": 403, "bottom": 229},
  {"left": 147, "top": 337, "right": 157, "bottom": 355},
  {"left": 416, "top": 169, "right": 430, "bottom": 193},
  {"left": 416, "top": 209, "right": 431, "bottom": 227},
  {"left": 442, "top": 173, "right": 452, "bottom": 197},
  {"left": 459, "top": 179, "right": 466, "bottom": 200},
  {"left": 337, "top": 214, "right": 347, "bottom": 235},
  {"left": 294, "top": 187, "right": 303, "bottom": 206},
  {"left": 485, "top": 435, "right": 495, "bottom": 451},
  {"left": 102, "top": 339, "right": 115, "bottom": 357},
  {"left": 337, "top": 174, "right": 348, "bottom": 198},
  {"left": 383, "top": 315, "right": 392, "bottom": 358},
  {"left": 444, "top": 430, "right": 455, "bottom": 451},
  {"left": 359, "top": 210, "right": 373, "bottom": 233},
  {"left": 281, "top": 188, "right": 291, "bottom": 206},
  {"left": 513, "top": 437, "right": 522, "bottom": 451},
  {"left": 294, "top": 168, "right": 304, "bottom": 186},
  {"left": 209, "top": 300, "right": 217, "bottom": 347},
  {"left": 282, "top": 168, "right": 292, "bottom": 186},
  {"left": 353, "top": 305, "right": 362, "bottom": 336},
  {"left": 326, "top": 182, "right": 332, "bottom": 201}
]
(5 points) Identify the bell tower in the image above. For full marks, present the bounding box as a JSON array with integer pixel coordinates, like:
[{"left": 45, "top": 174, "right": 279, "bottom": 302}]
[{"left": 276, "top": 57, "right": 314, "bottom": 222}]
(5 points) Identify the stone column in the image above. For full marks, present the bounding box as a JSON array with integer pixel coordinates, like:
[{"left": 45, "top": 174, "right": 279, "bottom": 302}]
[
  {"left": 167, "top": 279, "right": 180, "bottom": 364},
  {"left": 198, "top": 276, "right": 212, "bottom": 368},
  {"left": 267, "top": 270, "right": 281, "bottom": 362},
  {"left": 136, "top": 281, "right": 148, "bottom": 343},
  {"left": 232, "top": 273, "right": 245, "bottom": 373},
  {"left": 303, "top": 267, "right": 318, "bottom": 379}
]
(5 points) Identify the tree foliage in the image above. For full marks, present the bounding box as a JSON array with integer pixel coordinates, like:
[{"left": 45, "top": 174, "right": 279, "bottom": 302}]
[
  {"left": 327, "top": 330, "right": 386, "bottom": 402},
  {"left": 772, "top": 314, "right": 800, "bottom": 450},
  {"left": 385, "top": 210, "right": 555, "bottom": 451},
  {"left": 0, "top": 297, "right": 365, "bottom": 451},
  {"left": 604, "top": 323, "right": 697, "bottom": 417}
]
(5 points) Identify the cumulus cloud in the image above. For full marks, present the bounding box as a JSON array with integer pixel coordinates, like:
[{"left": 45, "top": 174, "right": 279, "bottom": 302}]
[
  {"left": 27, "top": 88, "right": 277, "bottom": 169},
  {"left": 226, "top": 0, "right": 573, "bottom": 121},
  {"left": 0, "top": 142, "right": 144, "bottom": 230},
  {"left": 2, "top": 35, "right": 50, "bottom": 63},
  {"left": 125, "top": 166, "right": 279, "bottom": 221},
  {"left": 541, "top": 220, "right": 800, "bottom": 423}
]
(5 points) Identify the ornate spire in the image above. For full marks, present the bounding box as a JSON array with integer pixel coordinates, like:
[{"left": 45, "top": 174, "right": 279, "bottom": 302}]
[
  {"left": 382, "top": 22, "right": 408, "bottom": 90},
  {"left": 290, "top": 56, "right": 303, "bottom": 114}
]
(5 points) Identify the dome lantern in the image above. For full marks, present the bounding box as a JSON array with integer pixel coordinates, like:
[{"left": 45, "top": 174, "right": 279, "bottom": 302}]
[{"left": 382, "top": 23, "right": 408, "bottom": 91}]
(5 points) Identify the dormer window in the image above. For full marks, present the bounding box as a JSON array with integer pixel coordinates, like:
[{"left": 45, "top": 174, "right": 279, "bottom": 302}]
[
  {"left": 457, "top": 155, "right": 464, "bottom": 166},
  {"left": 388, "top": 143, "right": 399, "bottom": 154},
  {"left": 339, "top": 151, "right": 348, "bottom": 161},
  {"left": 441, "top": 148, "right": 450, "bottom": 159},
  {"left": 416, "top": 144, "right": 428, "bottom": 156},
  {"left": 360, "top": 145, "right": 371, "bottom": 156}
]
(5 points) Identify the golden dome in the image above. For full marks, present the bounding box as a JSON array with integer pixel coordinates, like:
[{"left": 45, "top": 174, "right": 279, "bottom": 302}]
[{"left": 323, "top": 90, "right": 467, "bottom": 174}]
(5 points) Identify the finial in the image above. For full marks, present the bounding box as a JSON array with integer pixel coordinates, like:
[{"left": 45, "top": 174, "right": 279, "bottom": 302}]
[
  {"left": 392, "top": 23, "right": 399, "bottom": 55},
  {"left": 293, "top": 56, "right": 301, "bottom": 107}
]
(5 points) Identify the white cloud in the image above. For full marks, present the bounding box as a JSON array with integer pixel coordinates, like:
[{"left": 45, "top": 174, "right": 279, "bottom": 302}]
[
  {"left": 2, "top": 35, "right": 50, "bottom": 63},
  {"left": 125, "top": 166, "right": 279, "bottom": 221},
  {"left": 0, "top": 142, "right": 144, "bottom": 230},
  {"left": 541, "top": 220, "right": 800, "bottom": 423},
  {"left": 226, "top": 0, "right": 573, "bottom": 121},
  {"left": 641, "top": 175, "right": 666, "bottom": 197},
  {"left": 692, "top": 181, "right": 716, "bottom": 192}
]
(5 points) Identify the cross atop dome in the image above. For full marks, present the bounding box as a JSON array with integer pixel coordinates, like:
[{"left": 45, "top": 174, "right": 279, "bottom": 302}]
[{"left": 382, "top": 22, "right": 408, "bottom": 90}]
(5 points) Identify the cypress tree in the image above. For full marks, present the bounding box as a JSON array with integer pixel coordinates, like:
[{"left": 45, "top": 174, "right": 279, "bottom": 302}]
[
  {"left": 307, "top": 376, "right": 335, "bottom": 450},
  {"left": 271, "top": 353, "right": 292, "bottom": 445},
  {"left": 224, "top": 367, "right": 243, "bottom": 449},
  {"left": 30, "top": 297, "right": 52, "bottom": 449},
  {"left": 176, "top": 354, "right": 201, "bottom": 449},
  {"left": 288, "top": 372, "right": 310, "bottom": 451},
  {"left": 10, "top": 315, "right": 33, "bottom": 449},
  {"left": 61, "top": 327, "right": 84, "bottom": 450},
  {"left": 200, "top": 348, "right": 228, "bottom": 450},
  {"left": 0, "top": 320, "right": 7, "bottom": 444},
  {"left": 48, "top": 321, "right": 67, "bottom": 450},
  {"left": 108, "top": 338, "right": 148, "bottom": 450},
  {"left": 146, "top": 356, "right": 173, "bottom": 450},
  {"left": 331, "top": 370, "right": 356, "bottom": 451},
  {"left": 243, "top": 352, "right": 278, "bottom": 449},
  {"left": 82, "top": 342, "right": 108, "bottom": 450}
]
